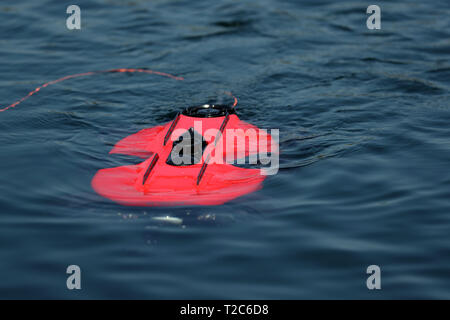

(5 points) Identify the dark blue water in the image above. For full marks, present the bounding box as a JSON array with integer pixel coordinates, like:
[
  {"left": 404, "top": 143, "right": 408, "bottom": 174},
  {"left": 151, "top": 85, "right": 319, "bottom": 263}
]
[{"left": 0, "top": 0, "right": 449, "bottom": 299}]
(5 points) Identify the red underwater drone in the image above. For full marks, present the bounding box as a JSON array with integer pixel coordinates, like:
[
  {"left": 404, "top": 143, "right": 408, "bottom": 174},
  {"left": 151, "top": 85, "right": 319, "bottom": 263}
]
[{"left": 92, "top": 104, "right": 277, "bottom": 206}]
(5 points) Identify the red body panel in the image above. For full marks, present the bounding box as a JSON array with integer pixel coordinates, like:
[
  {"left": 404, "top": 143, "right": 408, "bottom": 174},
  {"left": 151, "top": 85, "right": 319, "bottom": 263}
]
[{"left": 92, "top": 114, "right": 276, "bottom": 206}]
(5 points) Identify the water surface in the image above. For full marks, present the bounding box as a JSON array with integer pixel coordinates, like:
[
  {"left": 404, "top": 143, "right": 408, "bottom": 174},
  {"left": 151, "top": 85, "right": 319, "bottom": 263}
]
[{"left": 0, "top": 0, "right": 449, "bottom": 299}]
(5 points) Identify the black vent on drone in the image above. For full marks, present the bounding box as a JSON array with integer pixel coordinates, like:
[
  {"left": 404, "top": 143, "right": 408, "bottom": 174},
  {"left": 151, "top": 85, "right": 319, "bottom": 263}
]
[
  {"left": 166, "top": 127, "right": 208, "bottom": 166},
  {"left": 182, "top": 104, "right": 235, "bottom": 118}
]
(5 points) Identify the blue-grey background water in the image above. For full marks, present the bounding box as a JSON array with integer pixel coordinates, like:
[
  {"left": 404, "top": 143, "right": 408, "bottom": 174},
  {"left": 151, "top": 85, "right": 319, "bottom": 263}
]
[{"left": 0, "top": 0, "right": 449, "bottom": 299}]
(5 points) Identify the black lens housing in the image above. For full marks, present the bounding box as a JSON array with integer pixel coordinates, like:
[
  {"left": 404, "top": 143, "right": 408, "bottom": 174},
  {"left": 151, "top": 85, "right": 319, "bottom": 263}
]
[{"left": 182, "top": 104, "right": 235, "bottom": 118}]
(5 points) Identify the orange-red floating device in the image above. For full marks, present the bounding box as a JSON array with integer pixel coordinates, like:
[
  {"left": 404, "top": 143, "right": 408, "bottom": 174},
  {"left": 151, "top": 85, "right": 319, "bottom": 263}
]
[{"left": 92, "top": 104, "right": 277, "bottom": 206}]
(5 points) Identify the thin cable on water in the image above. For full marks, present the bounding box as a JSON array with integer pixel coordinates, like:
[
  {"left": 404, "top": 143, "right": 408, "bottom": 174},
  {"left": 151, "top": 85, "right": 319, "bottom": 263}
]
[
  {"left": 0, "top": 68, "right": 183, "bottom": 112},
  {"left": 0, "top": 68, "right": 239, "bottom": 113}
]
